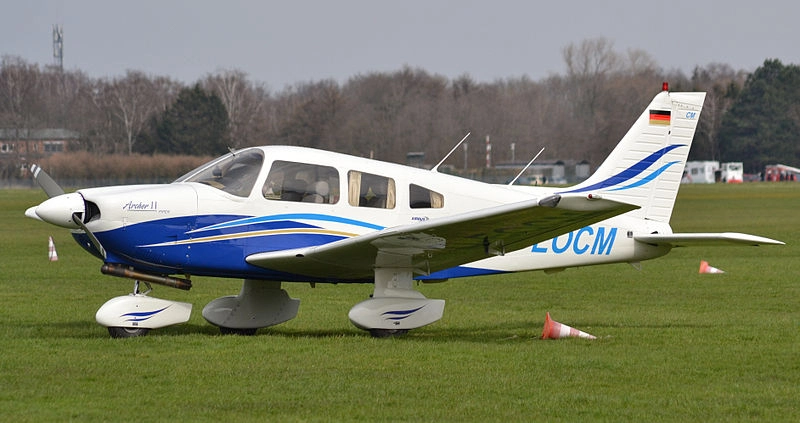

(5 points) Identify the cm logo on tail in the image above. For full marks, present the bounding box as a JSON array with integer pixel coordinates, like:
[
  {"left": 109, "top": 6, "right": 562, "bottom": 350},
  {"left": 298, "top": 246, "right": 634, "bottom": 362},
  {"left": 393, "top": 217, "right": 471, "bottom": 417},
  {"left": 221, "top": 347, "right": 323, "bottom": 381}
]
[{"left": 531, "top": 226, "right": 617, "bottom": 255}]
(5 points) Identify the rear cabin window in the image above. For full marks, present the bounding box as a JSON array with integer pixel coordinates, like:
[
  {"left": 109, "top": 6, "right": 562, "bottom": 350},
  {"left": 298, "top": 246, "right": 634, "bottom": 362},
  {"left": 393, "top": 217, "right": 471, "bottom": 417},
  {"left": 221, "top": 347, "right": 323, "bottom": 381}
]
[
  {"left": 263, "top": 161, "right": 339, "bottom": 204},
  {"left": 409, "top": 184, "right": 444, "bottom": 209},
  {"left": 348, "top": 171, "right": 395, "bottom": 209}
]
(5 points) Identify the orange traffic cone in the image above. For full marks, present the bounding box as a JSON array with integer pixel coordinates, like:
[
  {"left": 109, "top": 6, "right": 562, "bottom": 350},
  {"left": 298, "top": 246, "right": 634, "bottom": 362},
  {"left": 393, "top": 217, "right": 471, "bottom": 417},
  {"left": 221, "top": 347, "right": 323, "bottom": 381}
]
[
  {"left": 541, "top": 312, "right": 596, "bottom": 340},
  {"left": 699, "top": 260, "right": 724, "bottom": 274},
  {"left": 48, "top": 236, "right": 58, "bottom": 262}
]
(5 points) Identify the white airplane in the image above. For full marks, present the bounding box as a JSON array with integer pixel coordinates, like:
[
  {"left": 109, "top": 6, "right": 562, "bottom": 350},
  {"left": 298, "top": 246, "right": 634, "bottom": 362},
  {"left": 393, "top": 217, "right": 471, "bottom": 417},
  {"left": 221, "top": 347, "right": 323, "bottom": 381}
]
[{"left": 25, "top": 85, "right": 782, "bottom": 338}]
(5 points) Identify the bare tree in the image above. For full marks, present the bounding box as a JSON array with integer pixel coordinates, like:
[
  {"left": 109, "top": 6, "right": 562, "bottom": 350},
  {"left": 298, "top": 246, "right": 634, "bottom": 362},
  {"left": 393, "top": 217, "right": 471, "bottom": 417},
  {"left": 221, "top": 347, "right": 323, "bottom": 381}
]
[
  {"left": 107, "top": 71, "right": 160, "bottom": 154},
  {"left": 275, "top": 79, "right": 344, "bottom": 151},
  {"left": 563, "top": 37, "right": 620, "bottom": 80},
  {"left": 624, "top": 48, "right": 659, "bottom": 76},
  {"left": 0, "top": 56, "right": 46, "bottom": 167},
  {"left": 560, "top": 39, "right": 678, "bottom": 164},
  {"left": 202, "top": 69, "right": 270, "bottom": 148},
  {"left": 691, "top": 63, "right": 746, "bottom": 161},
  {"left": 150, "top": 75, "right": 182, "bottom": 113},
  {"left": 0, "top": 56, "right": 42, "bottom": 128}
]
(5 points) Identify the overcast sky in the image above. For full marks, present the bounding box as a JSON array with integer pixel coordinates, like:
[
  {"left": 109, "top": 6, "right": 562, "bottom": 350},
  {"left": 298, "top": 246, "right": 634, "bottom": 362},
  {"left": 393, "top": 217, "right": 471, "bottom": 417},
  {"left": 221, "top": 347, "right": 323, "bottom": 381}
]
[{"left": 2, "top": 1, "right": 799, "bottom": 89}]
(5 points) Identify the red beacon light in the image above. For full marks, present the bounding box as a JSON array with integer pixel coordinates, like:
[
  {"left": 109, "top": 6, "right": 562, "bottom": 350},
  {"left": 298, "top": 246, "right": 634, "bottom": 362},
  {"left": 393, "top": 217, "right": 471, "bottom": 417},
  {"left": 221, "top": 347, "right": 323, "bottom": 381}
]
[{"left": 662, "top": 82, "right": 669, "bottom": 92}]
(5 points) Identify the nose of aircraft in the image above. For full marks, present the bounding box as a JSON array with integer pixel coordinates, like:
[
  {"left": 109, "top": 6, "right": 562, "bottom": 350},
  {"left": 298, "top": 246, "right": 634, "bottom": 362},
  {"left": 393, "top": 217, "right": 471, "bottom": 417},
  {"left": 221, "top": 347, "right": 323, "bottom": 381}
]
[{"left": 26, "top": 192, "right": 85, "bottom": 228}]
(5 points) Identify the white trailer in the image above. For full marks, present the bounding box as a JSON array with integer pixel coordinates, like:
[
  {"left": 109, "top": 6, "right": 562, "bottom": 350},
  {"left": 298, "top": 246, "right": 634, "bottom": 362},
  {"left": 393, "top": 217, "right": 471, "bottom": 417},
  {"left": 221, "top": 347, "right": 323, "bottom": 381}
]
[
  {"left": 682, "top": 161, "right": 718, "bottom": 184},
  {"left": 719, "top": 162, "right": 743, "bottom": 183}
]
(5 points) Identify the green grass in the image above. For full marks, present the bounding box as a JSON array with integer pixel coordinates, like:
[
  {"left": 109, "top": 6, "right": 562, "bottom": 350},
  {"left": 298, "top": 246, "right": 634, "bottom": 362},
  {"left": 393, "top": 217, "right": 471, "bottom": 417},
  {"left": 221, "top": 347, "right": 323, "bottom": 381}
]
[{"left": 1, "top": 185, "right": 798, "bottom": 422}]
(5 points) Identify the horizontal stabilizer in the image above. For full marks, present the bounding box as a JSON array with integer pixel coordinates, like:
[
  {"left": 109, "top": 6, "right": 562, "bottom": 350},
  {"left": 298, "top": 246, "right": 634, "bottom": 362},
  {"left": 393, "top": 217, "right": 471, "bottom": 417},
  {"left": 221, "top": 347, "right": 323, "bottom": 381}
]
[{"left": 635, "top": 232, "right": 783, "bottom": 247}]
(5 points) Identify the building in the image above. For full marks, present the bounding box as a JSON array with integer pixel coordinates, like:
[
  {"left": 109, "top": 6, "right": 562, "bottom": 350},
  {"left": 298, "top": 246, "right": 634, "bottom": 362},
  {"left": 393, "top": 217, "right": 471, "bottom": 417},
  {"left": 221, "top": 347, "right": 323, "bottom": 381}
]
[
  {"left": 0, "top": 128, "right": 80, "bottom": 179},
  {"left": 0, "top": 128, "right": 79, "bottom": 156},
  {"left": 489, "top": 160, "right": 588, "bottom": 185}
]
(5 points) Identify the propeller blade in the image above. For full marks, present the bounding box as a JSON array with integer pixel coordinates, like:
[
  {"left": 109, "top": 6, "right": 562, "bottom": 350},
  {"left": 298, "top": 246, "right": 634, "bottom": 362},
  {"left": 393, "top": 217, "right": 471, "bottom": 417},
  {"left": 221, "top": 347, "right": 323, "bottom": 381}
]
[
  {"left": 30, "top": 164, "right": 65, "bottom": 198},
  {"left": 71, "top": 212, "right": 107, "bottom": 260}
]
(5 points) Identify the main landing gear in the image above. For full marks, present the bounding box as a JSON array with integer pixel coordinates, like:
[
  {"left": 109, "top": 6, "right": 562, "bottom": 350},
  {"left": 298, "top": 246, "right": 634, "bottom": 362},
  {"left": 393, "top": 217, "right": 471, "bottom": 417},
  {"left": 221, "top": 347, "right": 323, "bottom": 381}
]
[
  {"left": 202, "top": 279, "right": 300, "bottom": 336},
  {"left": 348, "top": 263, "right": 445, "bottom": 338}
]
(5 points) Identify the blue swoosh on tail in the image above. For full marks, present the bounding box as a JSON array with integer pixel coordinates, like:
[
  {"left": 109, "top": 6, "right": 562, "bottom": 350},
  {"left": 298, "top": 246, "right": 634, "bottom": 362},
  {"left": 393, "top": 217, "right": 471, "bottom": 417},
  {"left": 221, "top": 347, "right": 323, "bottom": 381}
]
[{"left": 561, "top": 145, "right": 686, "bottom": 193}]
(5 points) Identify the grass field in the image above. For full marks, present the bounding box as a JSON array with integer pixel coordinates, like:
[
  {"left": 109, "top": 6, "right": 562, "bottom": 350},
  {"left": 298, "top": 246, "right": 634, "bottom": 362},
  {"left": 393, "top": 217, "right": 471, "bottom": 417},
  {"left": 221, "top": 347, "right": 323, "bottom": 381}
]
[{"left": 1, "top": 184, "right": 798, "bottom": 422}]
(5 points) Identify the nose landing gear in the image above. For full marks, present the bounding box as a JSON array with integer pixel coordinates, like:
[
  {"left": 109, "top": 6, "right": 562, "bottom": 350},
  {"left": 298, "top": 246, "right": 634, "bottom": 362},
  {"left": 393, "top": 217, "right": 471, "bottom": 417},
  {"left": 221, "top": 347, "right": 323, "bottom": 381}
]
[{"left": 96, "top": 280, "right": 193, "bottom": 338}]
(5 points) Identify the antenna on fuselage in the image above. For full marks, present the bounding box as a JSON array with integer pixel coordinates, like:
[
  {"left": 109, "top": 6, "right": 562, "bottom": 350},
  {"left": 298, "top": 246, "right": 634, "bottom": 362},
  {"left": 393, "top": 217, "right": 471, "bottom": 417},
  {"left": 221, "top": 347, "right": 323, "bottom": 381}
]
[
  {"left": 431, "top": 132, "right": 470, "bottom": 173},
  {"left": 508, "top": 147, "right": 545, "bottom": 185}
]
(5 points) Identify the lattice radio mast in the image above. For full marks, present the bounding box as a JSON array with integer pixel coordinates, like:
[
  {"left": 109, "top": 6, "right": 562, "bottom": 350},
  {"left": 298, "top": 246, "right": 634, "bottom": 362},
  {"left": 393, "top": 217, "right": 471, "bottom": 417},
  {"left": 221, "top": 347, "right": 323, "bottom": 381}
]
[{"left": 52, "top": 24, "right": 63, "bottom": 71}]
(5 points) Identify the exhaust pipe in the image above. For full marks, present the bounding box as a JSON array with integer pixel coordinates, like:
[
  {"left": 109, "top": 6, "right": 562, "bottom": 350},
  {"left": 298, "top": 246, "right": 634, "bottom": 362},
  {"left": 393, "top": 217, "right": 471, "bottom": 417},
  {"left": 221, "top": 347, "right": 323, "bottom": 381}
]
[{"left": 101, "top": 264, "right": 193, "bottom": 291}]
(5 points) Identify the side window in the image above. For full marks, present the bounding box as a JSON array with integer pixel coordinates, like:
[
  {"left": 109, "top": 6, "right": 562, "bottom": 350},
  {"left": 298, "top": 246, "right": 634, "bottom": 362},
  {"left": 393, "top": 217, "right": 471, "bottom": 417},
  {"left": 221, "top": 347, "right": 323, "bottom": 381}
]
[
  {"left": 263, "top": 161, "right": 339, "bottom": 204},
  {"left": 409, "top": 184, "right": 444, "bottom": 209},
  {"left": 348, "top": 171, "right": 395, "bottom": 209}
]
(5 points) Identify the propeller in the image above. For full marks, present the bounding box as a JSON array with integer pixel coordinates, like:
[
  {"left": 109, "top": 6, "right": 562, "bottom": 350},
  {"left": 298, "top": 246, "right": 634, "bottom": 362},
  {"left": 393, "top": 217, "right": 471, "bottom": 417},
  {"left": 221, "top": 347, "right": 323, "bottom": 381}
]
[
  {"left": 30, "top": 164, "right": 65, "bottom": 198},
  {"left": 72, "top": 212, "right": 107, "bottom": 259},
  {"left": 26, "top": 164, "right": 107, "bottom": 260}
]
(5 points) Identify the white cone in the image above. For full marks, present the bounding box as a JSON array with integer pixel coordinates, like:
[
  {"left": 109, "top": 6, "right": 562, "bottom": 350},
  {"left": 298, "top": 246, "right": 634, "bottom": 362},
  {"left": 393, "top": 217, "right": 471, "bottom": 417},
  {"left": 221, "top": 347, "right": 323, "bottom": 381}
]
[
  {"left": 48, "top": 236, "right": 58, "bottom": 262},
  {"left": 699, "top": 260, "right": 724, "bottom": 274},
  {"left": 541, "top": 312, "right": 596, "bottom": 340}
]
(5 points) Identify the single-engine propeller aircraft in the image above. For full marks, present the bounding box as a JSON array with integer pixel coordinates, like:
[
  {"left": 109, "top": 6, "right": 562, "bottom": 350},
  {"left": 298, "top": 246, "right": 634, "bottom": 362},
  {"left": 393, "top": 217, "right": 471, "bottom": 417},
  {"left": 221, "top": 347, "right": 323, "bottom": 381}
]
[{"left": 25, "top": 85, "right": 782, "bottom": 338}]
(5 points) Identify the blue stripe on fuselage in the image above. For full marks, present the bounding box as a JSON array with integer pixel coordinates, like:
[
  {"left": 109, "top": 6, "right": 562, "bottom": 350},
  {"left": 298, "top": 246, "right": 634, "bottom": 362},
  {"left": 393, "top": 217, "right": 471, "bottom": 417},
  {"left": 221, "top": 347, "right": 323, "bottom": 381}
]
[
  {"left": 83, "top": 213, "right": 380, "bottom": 280},
  {"left": 191, "top": 213, "right": 385, "bottom": 233}
]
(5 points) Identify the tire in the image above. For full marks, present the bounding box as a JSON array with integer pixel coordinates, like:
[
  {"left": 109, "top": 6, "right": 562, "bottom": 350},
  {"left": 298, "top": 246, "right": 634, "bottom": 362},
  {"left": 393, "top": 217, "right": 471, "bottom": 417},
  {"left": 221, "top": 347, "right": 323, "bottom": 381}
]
[
  {"left": 108, "top": 326, "right": 150, "bottom": 338},
  {"left": 219, "top": 327, "right": 257, "bottom": 336},
  {"left": 369, "top": 329, "right": 409, "bottom": 338}
]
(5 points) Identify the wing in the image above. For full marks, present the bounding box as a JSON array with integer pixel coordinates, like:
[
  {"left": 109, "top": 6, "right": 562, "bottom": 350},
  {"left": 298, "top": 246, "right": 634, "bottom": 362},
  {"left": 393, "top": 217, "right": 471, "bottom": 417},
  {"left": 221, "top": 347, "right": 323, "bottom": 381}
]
[
  {"left": 635, "top": 232, "right": 784, "bottom": 247},
  {"left": 246, "top": 194, "right": 638, "bottom": 280}
]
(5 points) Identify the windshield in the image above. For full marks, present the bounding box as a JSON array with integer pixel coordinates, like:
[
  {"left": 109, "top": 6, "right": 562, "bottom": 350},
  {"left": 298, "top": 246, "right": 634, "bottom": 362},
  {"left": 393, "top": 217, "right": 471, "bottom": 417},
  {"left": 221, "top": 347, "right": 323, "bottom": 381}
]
[{"left": 175, "top": 149, "right": 264, "bottom": 197}]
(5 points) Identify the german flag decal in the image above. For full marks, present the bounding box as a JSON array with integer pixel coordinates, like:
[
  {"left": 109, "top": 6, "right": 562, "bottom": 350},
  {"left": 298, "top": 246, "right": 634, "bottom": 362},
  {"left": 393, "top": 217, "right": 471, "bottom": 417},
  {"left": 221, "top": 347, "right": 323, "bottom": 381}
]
[{"left": 649, "top": 109, "right": 671, "bottom": 126}]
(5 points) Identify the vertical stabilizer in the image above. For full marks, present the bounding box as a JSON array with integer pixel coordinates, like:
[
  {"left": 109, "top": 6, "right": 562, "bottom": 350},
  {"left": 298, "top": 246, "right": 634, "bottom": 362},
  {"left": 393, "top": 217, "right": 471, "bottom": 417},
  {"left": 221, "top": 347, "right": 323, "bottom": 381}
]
[{"left": 562, "top": 89, "right": 706, "bottom": 222}]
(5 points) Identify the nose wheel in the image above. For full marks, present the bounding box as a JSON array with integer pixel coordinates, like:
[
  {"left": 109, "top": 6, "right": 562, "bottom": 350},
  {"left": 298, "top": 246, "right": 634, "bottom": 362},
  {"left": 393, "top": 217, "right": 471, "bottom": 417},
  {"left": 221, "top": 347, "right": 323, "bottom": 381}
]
[
  {"left": 105, "top": 280, "right": 153, "bottom": 338},
  {"left": 96, "top": 279, "right": 193, "bottom": 338},
  {"left": 108, "top": 326, "right": 150, "bottom": 338}
]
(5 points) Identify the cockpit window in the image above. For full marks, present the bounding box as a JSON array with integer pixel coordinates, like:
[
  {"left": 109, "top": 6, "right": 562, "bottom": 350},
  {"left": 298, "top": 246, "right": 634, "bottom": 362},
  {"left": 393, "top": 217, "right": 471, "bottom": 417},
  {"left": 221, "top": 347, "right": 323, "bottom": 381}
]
[{"left": 175, "top": 149, "right": 264, "bottom": 197}]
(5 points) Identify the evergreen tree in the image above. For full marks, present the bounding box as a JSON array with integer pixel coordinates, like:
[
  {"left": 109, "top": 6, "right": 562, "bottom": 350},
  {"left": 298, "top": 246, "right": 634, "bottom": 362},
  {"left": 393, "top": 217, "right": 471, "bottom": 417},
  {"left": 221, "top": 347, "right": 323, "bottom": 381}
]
[
  {"left": 147, "top": 84, "right": 229, "bottom": 155},
  {"left": 718, "top": 59, "right": 800, "bottom": 173}
]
